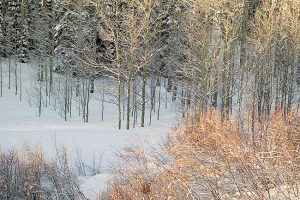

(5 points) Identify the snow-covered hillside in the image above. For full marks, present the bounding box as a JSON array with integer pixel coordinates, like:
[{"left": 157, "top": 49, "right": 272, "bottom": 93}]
[{"left": 0, "top": 60, "right": 178, "bottom": 199}]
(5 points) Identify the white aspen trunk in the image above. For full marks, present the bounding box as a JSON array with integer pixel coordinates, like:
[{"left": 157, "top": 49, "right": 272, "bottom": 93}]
[
  {"left": 19, "top": 62, "right": 22, "bottom": 101},
  {"left": 45, "top": 62, "right": 48, "bottom": 107},
  {"left": 0, "top": 59, "right": 2, "bottom": 97},
  {"left": 126, "top": 80, "right": 131, "bottom": 130},
  {"left": 157, "top": 77, "right": 162, "bottom": 120},
  {"left": 8, "top": 57, "right": 11, "bottom": 90},
  {"left": 101, "top": 89, "right": 104, "bottom": 122},
  {"left": 14, "top": 61, "right": 17, "bottom": 95},
  {"left": 118, "top": 78, "right": 121, "bottom": 129},
  {"left": 64, "top": 72, "right": 68, "bottom": 121},
  {"left": 141, "top": 74, "right": 146, "bottom": 127},
  {"left": 86, "top": 79, "right": 90, "bottom": 123},
  {"left": 69, "top": 78, "right": 73, "bottom": 118},
  {"left": 165, "top": 78, "right": 168, "bottom": 109}
]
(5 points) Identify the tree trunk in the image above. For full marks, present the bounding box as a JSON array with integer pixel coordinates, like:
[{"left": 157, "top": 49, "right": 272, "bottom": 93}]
[
  {"left": 141, "top": 72, "right": 146, "bottom": 127},
  {"left": 0, "top": 59, "right": 2, "bottom": 97},
  {"left": 126, "top": 80, "right": 131, "bottom": 130},
  {"left": 118, "top": 78, "right": 122, "bottom": 129}
]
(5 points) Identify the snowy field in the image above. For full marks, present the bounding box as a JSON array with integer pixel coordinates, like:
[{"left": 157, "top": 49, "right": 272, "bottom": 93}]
[{"left": 0, "top": 60, "right": 179, "bottom": 199}]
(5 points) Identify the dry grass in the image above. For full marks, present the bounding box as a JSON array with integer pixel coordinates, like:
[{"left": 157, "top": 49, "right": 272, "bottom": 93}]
[
  {"left": 102, "top": 110, "right": 300, "bottom": 199},
  {"left": 0, "top": 144, "right": 87, "bottom": 200}
]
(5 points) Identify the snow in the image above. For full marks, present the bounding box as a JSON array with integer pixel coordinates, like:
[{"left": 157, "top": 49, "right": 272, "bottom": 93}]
[
  {"left": 0, "top": 59, "right": 179, "bottom": 199},
  {"left": 79, "top": 174, "right": 111, "bottom": 199}
]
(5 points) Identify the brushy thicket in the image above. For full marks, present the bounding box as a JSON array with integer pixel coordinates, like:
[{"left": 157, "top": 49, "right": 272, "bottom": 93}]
[
  {"left": 0, "top": 144, "right": 87, "bottom": 200},
  {"left": 101, "top": 111, "right": 300, "bottom": 200}
]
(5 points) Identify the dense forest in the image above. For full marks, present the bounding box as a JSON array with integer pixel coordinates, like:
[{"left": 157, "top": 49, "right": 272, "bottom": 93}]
[{"left": 1, "top": 0, "right": 300, "bottom": 130}]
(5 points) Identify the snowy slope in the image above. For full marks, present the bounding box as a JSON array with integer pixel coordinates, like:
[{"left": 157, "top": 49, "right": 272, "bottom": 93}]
[{"left": 0, "top": 59, "right": 179, "bottom": 199}]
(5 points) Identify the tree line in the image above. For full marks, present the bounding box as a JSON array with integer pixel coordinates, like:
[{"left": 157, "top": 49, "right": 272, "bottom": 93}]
[{"left": 1, "top": 0, "right": 300, "bottom": 130}]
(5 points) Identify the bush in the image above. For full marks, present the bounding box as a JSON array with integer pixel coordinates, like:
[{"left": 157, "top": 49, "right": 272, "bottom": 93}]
[
  {"left": 0, "top": 144, "right": 87, "bottom": 200},
  {"left": 103, "top": 110, "right": 300, "bottom": 199}
]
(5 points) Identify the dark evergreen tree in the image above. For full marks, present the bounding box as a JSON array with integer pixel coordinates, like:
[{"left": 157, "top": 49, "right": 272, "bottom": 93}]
[
  {"left": 6, "top": 0, "right": 18, "bottom": 57},
  {"left": 54, "top": 0, "right": 78, "bottom": 74},
  {"left": 44, "top": 0, "right": 55, "bottom": 56},
  {"left": 27, "top": 0, "right": 49, "bottom": 56},
  {"left": 16, "top": 0, "right": 29, "bottom": 63},
  {"left": 54, "top": 0, "right": 98, "bottom": 76},
  {"left": 158, "top": 0, "right": 186, "bottom": 92},
  {"left": 0, "top": 0, "right": 4, "bottom": 57}
]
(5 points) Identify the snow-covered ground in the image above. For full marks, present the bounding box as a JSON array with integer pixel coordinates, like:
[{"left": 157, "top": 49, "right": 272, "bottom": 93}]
[{"left": 0, "top": 60, "right": 179, "bottom": 199}]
